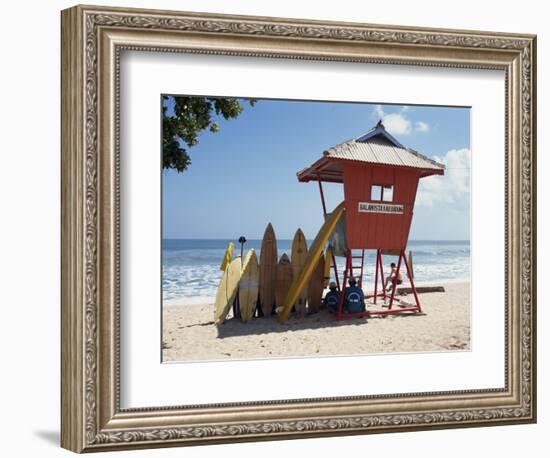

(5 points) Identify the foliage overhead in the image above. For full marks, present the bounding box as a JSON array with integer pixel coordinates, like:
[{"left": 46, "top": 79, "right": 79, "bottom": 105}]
[{"left": 162, "top": 96, "right": 255, "bottom": 172}]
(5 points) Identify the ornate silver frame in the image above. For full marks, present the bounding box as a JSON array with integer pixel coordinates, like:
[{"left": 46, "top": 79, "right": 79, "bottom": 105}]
[{"left": 61, "top": 4, "right": 537, "bottom": 453}]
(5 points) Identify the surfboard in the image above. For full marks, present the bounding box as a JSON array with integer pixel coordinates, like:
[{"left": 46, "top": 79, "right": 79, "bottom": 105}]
[
  {"left": 278, "top": 202, "right": 346, "bottom": 323},
  {"left": 308, "top": 253, "right": 325, "bottom": 314},
  {"left": 239, "top": 249, "right": 259, "bottom": 323},
  {"left": 214, "top": 257, "right": 241, "bottom": 325},
  {"left": 219, "top": 241, "right": 234, "bottom": 271},
  {"left": 291, "top": 228, "right": 308, "bottom": 316},
  {"left": 275, "top": 253, "right": 293, "bottom": 313},
  {"left": 408, "top": 250, "right": 414, "bottom": 280},
  {"left": 214, "top": 266, "right": 230, "bottom": 323},
  {"left": 259, "top": 223, "right": 278, "bottom": 317},
  {"left": 323, "top": 246, "right": 333, "bottom": 288}
]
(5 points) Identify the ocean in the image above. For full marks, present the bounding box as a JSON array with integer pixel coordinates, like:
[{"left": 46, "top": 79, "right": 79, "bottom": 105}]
[{"left": 162, "top": 239, "right": 470, "bottom": 305}]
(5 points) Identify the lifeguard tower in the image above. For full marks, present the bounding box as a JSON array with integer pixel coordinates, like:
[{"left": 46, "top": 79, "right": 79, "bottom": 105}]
[{"left": 297, "top": 121, "right": 445, "bottom": 319}]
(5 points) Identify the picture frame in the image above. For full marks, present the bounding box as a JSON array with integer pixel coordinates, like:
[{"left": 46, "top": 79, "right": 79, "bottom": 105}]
[{"left": 61, "top": 4, "right": 537, "bottom": 453}]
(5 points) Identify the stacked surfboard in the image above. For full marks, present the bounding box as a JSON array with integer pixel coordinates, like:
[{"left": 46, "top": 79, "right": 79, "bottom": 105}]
[
  {"left": 214, "top": 245, "right": 260, "bottom": 325},
  {"left": 259, "top": 223, "right": 278, "bottom": 317},
  {"left": 213, "top": 202, "right": 345, "bottom": 324},
  {"left": 277, "top": 202, "right": 345, "bottom": 323},
  {"left": 239, "top": 250, "right": 260, "bottom": 322},
  {"left": 214, "top": 255, "right": 242, "bottom": 326}
]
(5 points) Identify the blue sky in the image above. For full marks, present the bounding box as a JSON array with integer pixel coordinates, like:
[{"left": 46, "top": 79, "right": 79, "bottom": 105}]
[{"left": 162, "top": 98, "right": 470, "bottom": 240}]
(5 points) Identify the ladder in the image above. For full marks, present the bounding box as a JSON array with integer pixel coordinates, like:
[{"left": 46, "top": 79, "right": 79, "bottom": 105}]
[{"left": 350, "top": 249, "right": 365, "bottom": 288}]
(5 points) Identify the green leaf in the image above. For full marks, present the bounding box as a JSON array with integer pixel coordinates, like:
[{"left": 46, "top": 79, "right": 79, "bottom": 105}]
[{"left": 162, "top": 96, "right": 255, "bottom": 172}]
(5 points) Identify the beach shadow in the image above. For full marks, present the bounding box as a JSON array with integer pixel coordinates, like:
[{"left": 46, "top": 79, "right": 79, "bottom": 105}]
[
  {"left": 179, "top": 320, "right": 216, "bottom": 329},
  {"left": 216, "top": 311, "right": 369, "bottom": 338},
  {"left": 386, "top": 312, "right": 427, "bottom": 319},
  {"left": 34, "top": 430, "right": 59, "bottom": 446}
]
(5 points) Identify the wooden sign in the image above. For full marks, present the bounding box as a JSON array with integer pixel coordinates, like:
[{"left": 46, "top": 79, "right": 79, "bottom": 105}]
[{"left": 358, "top": 202, "right": 404, "bottom": 214}]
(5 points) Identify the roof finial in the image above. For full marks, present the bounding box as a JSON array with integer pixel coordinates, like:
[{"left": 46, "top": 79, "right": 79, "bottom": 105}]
[{"left": 376, "top": 119, "right": 385, "bottom": 129}]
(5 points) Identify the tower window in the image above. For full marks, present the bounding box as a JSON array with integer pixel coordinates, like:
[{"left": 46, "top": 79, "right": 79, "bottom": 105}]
[
  {"left": 371, "top": 184, "right": 394, "bottom": 202},
  {"left": 371, "top": 185, "right": 382, "bottom": 201},
  {"left": 382, "top": 185, "right": 394, "bottom": 202}
]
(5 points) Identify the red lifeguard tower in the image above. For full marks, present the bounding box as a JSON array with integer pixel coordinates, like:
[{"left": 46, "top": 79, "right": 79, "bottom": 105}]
[{"left": 297, "top": 121, "right": 445, "bottom": 319}]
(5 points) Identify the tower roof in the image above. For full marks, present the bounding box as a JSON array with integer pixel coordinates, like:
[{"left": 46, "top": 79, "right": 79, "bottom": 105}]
[{"left": 297, "top": 121, "right": 445, "bottom": 183}]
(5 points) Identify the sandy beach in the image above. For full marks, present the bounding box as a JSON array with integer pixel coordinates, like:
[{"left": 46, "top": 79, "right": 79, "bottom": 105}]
[{"left": 162, "top": 281, "right": 470, "bottom": 362}]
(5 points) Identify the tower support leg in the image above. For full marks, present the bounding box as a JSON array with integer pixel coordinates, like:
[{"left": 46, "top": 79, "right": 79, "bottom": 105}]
[
  {"left": 316, "top": 173, "right": 340, "bottom": 292},
  {"left": 388, "top": 250, "right": 404, "bottom": 309},
  {"left": 358, "top": 249, "right": 365, "bottom": 289},
  {"left": 402, "top": 249, "right": 422, "bottom": 312},
  {"left": 379, "top": 250, "right": 387, "bottom": 300},
  {"left": 331, "top": 252, "right": 340, "bottom": 292},
  {"left": 336, "top": 251, "right": 350, "bottom": 320},
  {"left": 374, "top": 249, "right": 380, "bottom": 305}
]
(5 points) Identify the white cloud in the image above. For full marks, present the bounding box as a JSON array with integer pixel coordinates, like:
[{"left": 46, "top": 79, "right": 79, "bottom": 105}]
[
  {"left": 416, "top": 148, "right": 471, "bottom": 207},
  {"left": 373, "top": 105, "right": 430, "bottom": 135},
  {"left": 415, "top": 121, "right": 430, "bottom": 132},
  {"left": 374, "top": 105, "right": 411, "bottom": 134},
  {"left": 383, "top": 112, "right": 412, "bottom": 135}
]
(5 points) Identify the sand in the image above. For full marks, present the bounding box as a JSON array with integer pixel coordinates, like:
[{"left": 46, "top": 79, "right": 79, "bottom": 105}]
[{"left": 162, "top": 281, "right": 470, "bottom": 362}]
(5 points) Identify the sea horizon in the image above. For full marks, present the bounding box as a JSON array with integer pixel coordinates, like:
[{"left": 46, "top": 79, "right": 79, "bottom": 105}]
[
  {"left": 163, "top": 237, "right": 470, "bottom": 241},
  {"left": 162, "top": 238, "right": 471, "bottom": 305}
]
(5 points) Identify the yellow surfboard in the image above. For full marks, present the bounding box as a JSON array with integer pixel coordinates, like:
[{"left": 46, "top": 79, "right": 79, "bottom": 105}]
[
  {"left": 323, "top": 245, "right": 333, "bottom": 288},
  {"left": 219, "top": 241, "right": 234, "bottom": 271},
  {"left": 214, "top": 257, "right": 242, "bottom": 325},
  {"left": 239, "top": 249, "right": 259, "bottom": 323},
  {"left": 278, "top": 202, "right": 345, "bottom": 323},
  {"left": 291, "top": 228, "right": 308, "bottom": 316}
]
